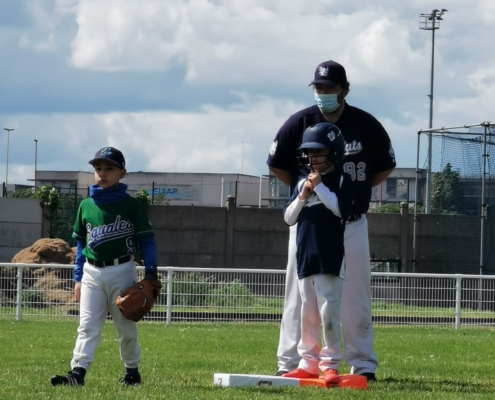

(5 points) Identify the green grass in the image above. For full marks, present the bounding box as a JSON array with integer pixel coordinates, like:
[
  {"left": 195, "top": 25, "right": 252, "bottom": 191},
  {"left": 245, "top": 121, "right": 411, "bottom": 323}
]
[
  {"left": 4, "top": 299, "right": 495, "bottom": 318},
  {"left": 1, "top": 321, "right": 495, "bottom": 399}
]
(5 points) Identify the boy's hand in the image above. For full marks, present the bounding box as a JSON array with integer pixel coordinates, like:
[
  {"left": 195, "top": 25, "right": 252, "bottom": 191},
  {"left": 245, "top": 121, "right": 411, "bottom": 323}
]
[
  {"left": 308, "top": 171, "right": 322, "bottom": 187},
  {"left": 74, "top": 282, "right": 82, "bottom": 302},
  {"left": 298, "top": 180, "right": 313, "bottom": 200}
]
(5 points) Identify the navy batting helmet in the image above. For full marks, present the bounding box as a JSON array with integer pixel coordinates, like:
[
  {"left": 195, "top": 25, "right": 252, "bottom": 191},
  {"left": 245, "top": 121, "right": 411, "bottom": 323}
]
[{"left": 298, "top": 122, "right": 346, "bottom": 165}]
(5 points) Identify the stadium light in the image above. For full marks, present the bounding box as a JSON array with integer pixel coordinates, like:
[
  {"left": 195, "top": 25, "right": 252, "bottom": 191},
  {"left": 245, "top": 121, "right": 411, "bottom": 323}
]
[
  {"left": 3, "top": 128, "right": 15, "bottom": 186},
  {"left": 419, "top": 9, "right": 448, "bottom": 214}
]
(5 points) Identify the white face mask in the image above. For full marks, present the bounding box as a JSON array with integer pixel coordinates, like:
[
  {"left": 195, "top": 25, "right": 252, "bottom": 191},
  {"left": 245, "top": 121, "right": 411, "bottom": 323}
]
[{"left": 314, "top": 92, "right": 341, "bottom": 113}]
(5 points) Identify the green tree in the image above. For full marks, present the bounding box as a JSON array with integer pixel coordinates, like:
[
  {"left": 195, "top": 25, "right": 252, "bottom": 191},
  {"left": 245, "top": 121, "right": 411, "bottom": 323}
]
[
  {"left": 431, "top": 163, "right": 462, "bottom": 214},
  {"left": 153, "top": 192, "right": 170, "bottom": 205},
  {"left": 133, "top": 188, "right": 170, "bottom": 206},
  {"left": 134, "top": 188, "right": 151, "bottom": 207}
]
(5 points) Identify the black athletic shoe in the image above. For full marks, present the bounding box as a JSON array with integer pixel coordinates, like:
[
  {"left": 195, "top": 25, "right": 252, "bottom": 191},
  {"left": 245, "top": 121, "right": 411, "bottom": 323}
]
[
  {"left": 275, "top": 370, "right": 289, "bottom": 377},
  {"left": 50, "top": 369, "right": 85, "bottom": 386},
  {"left": 360, "top": 372, "right": 377, "bottom": 382},
  {"left": 120, "top": 370, "right": 141, "bottom": 386}
]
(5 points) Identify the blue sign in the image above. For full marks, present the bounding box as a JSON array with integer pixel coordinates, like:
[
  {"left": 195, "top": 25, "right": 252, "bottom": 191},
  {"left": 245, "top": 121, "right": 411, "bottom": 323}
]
[{"left": 147, "top": 186, "right": 196, "bottom": 199}]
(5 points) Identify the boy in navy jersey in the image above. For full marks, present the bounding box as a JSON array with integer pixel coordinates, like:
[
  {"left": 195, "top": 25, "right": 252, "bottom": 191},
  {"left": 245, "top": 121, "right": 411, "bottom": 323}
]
[
  {"left": 281, "top": 123, "right": 352, "bottom": 385},
  {"left": 268, "top": 60, "right": 396, "bottom": 381}
]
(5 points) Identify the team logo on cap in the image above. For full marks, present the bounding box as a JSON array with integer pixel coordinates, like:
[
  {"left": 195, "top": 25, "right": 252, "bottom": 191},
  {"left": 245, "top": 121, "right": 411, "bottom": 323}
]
[
  {"left": 327, "top": 131, "right": 336, "bottom": 141},
  {"left": 100, "top": 147, "right": 113, "bottom": 155},
  {"left": 318, "top": 66, "right": 329, "bottom": 77}
]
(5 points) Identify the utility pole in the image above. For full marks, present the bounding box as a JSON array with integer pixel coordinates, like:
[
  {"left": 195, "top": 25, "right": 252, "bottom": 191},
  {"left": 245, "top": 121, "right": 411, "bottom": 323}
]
[{"left": 419, "top": 8, "right": 448, "bottom": 214}]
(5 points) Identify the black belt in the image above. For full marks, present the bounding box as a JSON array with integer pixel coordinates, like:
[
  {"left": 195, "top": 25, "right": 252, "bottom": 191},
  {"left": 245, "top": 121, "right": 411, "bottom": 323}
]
[
  {"left": 348, "top": 213, "right": 362, "bottom": 222},
  {"left": 87, "top": 255, "right": 132, "bottom": 268}
]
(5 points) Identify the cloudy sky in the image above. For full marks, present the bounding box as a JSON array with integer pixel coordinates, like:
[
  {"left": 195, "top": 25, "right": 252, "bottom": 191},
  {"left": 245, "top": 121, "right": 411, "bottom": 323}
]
[{"left": 1, "top": 0, "right": 494, "bottom": 185}]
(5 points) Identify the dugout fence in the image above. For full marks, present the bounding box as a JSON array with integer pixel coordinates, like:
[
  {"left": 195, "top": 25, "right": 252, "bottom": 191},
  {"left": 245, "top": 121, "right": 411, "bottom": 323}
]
[
  {"left": 414, "top": 122, "right": 495, "bottom": 276},
  {"left": 2, "top": 262, "right": 495, "bottom": 329}
]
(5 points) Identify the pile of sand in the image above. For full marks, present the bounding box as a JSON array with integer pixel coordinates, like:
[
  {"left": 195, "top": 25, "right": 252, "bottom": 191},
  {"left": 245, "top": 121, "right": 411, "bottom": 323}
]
[
  {"left": 0, "top": 239, "right": 77, "bottom": 310},
  {"left": 11, "top": 238, "right": 75, "bottom": 264}
]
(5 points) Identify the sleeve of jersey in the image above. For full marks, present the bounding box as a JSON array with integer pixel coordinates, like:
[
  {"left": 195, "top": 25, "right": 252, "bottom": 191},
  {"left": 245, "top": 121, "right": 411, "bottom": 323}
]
[
  {"left": 132, "top": 201, "right": 155, "bottom": 239},
  {"left": 74, "top": 240, "right": 86, "bottom": 283},
  {"left": 283, "top": 181, "right": 305, "bottom": 225},
  {"left": 72, "top": 203, "right": 86, "bottom": 240},
  {"left": 312, "top": 183, "right": 342, "bottom": 218},
  {"left": 368, "top": 118, "right": 397, "bottom": 173},
  {"left": 137, "top": 236, "right": 157, "bottom": 271},
  {"left": 266, "top": 117, "right": 299, "bottom": 171}
]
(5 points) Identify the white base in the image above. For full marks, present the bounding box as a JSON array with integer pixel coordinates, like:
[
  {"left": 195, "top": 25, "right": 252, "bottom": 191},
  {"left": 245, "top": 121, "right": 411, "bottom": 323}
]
[{"left": 214, "top": 373, "right": 300, "bottom": 387}]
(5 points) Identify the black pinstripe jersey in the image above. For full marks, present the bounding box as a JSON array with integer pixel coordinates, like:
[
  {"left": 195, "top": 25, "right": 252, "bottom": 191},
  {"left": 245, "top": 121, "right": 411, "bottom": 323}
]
[{"left": 267, "top": 103, "right": 396, "bottom": 214}]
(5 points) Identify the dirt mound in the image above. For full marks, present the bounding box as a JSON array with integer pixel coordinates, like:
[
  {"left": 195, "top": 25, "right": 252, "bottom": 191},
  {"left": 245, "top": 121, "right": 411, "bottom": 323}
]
[
  {"left": 0, "top": 239, "right": 77, "bottom": 311},
  {"left": 11, "top": 238, "right": 75, "bottom": 264}
]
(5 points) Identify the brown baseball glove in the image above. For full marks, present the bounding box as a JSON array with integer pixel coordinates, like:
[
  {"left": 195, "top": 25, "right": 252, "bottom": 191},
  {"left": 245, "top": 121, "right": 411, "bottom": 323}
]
[{"left": 114, "top": 279, "right": 162, "bottom": 322}]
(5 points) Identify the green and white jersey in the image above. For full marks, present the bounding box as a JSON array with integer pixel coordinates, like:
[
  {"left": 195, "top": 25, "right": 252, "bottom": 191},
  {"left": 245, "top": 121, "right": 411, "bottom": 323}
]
[{"left": 72, "top": 196, "right": 154, "bottom": 261}]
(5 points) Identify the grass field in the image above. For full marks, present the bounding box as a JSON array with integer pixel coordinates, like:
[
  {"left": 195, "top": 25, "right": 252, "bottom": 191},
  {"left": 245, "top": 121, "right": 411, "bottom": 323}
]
[
  {"left": 1, "top": 321, "right": 495, "bottom": 400},
  {"left": 4, "top": 300, "right": 495, "bottom": 319}
]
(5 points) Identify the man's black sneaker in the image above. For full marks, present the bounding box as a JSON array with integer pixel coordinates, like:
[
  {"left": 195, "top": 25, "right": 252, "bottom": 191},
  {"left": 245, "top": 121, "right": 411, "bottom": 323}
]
[
  {"left": 51, "top": 368, "right": 85, "bottom": 386},
  {"left": 275, "top": 370, "right": 289, "bottom": 377},
  {"left": 360, "top": 372, "right": 376, "bottom": 382},
  {"left": 120, "top": 370, "right": 141, "bottom": 386}
]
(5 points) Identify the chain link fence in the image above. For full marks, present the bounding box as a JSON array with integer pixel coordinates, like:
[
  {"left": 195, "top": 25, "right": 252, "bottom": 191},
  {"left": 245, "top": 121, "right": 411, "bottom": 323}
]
[{"left": 2, "top": 261, "right": 495, "bottom": 328}]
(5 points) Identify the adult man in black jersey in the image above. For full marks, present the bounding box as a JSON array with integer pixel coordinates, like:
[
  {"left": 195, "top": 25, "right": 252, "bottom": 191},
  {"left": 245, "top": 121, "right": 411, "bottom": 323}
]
[{"left": 267, "top": 60, "right": 396, "bottom": 382}]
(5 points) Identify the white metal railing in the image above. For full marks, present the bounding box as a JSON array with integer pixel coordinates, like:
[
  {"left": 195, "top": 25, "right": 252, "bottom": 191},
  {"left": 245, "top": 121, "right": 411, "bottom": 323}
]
[{"left": 1, "top": 263, "right": 495, "bottom": 329}]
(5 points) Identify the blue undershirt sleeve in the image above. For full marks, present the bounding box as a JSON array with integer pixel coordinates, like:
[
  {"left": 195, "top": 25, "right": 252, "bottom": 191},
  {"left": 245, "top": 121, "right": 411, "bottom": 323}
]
[
  {"left": 138, "top": 236, "right": 157, "bottom": 271},
  {"left": 74, "top": 240, "right": 86, "bottom": 283}
]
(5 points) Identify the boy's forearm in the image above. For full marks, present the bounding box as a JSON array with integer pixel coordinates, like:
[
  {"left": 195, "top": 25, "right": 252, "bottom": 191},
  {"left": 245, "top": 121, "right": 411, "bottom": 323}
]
[
  {"left": 74, "top": 240, "right": 86, "bottom": 283},
  {"left": 312, "top": 183, "right": 341, "bottom": 218},
  {"left": 138, "top": 236, "right": 158, "bottom": 276},
  {"left": 284, "top": 197, "right": 306, "bottom": 225}
]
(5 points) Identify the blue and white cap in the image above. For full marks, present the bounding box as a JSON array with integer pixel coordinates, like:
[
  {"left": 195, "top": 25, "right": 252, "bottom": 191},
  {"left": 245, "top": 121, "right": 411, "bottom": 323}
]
[{"left": 88, "top": 147, "right": 126, "bottom": 169}]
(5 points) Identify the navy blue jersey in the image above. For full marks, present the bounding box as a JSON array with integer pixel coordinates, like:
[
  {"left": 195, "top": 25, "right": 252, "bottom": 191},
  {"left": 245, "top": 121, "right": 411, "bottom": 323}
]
[
  {"left": 267, "top": 103, "right": 396, "bottom": 214},
  {"left": 284, "top": 170, "right": 353, "bottom": 279}
]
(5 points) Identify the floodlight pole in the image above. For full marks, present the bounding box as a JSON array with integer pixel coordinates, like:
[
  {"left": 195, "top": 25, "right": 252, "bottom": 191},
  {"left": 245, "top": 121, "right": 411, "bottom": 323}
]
[
  {"left": 419, "top": 9, "right": 447, "bottom": 214},
  {"left": 3, "top": 128, "right": 15, "bottom": 187}
]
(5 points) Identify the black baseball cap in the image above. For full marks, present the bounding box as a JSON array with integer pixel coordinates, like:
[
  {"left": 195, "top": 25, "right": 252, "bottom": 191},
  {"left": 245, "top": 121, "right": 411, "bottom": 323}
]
[
  {"left": 88, "top": 147, "right": 126, "bottom": 169},
  {"left": 309, "top": 60, "right": 347, "bottom": 87}
]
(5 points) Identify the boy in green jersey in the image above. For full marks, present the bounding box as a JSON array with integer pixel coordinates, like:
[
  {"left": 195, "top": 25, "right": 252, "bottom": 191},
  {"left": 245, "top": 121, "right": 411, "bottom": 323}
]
[{"left": 51, "top": 147, "right": 158, "bottom": 387}]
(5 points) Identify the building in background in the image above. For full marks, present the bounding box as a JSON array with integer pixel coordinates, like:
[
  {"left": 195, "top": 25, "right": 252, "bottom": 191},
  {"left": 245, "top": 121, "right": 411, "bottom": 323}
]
[
  {"left": 28, "top": 171, "right": 269, "bottom": 208},
  {"left": 370, "top": 167, "right": 425, "bottom": 209},
  {"left": 265, "top": 167, "right": 426, "bottom": 209}
]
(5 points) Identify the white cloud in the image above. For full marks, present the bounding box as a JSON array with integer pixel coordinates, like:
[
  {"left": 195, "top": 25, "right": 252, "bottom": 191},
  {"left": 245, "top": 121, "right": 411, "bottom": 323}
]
[
  {"left": 1, "top": 92, "right": 443, "bottom": 188},
  {"left": 5, "top": 0, "right": 495, "bottom": 185},
  {"left": 64, "top": 0, "right": 427, "bottom": 89},
  {"left": 0, "top": 95, "right": 303, "bottom": 185},
  {"left": 18, "top": 0, "right": 77, "bottom": 52}
]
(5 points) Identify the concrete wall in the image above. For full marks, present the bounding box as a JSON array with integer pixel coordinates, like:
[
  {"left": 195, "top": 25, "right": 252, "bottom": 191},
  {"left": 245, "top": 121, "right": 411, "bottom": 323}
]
[
  {"left": 148, "top": 201, "right": 489, "bottom": 275},
  {"left": 1, "top": 195, "right": 489, "bottom": 275},
  {"left": 0, "top": 198, "right": 45, "bottom": 262}
]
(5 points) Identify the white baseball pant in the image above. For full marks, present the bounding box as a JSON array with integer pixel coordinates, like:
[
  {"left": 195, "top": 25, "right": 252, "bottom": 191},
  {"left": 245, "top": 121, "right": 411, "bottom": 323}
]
[
  {"left": 71, "top": 260, "right": 140, "bottom": 371},
  {"left": 297, "top": 272, "right": 344, "bottom": 374},
  {"left": 277, "top": 216, "right": 377, "bottom": 374}
]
